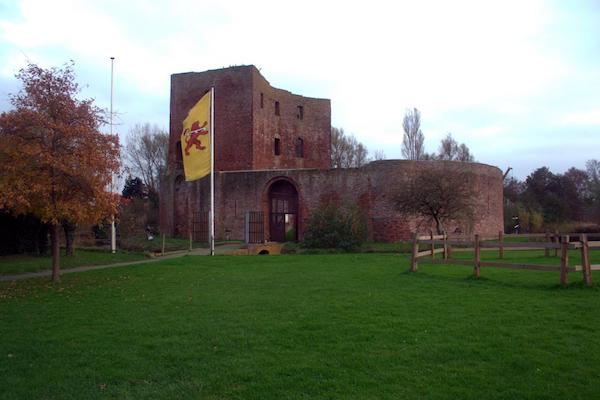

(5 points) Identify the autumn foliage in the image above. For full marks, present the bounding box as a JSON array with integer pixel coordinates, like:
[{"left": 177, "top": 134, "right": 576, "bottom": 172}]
[{"left": 0, "top": 62, "right": 120, "bottom": 281}]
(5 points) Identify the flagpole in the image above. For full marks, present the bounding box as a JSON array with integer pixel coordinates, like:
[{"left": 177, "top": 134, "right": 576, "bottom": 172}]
[
  {"left": 110, "top": 56, "right": 116, "bottom": 254},
  {"left": 210, "top": 87, "right": 215, "bottom": 256}
]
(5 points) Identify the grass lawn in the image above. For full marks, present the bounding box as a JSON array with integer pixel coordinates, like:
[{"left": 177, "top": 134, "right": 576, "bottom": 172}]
[
  {"left": 282, "top": 241, "right": 413, "bottom": 254},
  {"left": 0, "top": 249, "right": 148, "bottom": 275},
  {"left": 119, "top": 235, "right": 211, "bottom": 253},
  {"left": 1, "top": 253, "right": 599, "bottom": 399},
  {"left": 450, "top": 248, "right": 600, "bottom": 267}
]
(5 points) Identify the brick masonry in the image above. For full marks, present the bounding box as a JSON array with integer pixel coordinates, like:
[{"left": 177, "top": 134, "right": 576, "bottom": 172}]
[
  {"left": 161, "top": 66, "right": 504, "bottom": 242},
  {"left": 169, "top": 65, "right": 331, "bottom": 172}
]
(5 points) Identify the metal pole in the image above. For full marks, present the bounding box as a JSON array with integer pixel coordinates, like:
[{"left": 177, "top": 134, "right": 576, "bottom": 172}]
[
  {"left": 210, "top": 87, "right": 215, "bottom": 256},
  {"left": 110, "top": 56, "right": 116, "bottom": 254}
]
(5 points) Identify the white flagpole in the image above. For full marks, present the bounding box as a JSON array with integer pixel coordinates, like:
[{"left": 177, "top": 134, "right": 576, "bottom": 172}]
[
  {"left": 110, "top": 56, "right": 116, "bottom": 254},
  {"left": 210, "top": 87, "right": 215, "bottom": 256}
]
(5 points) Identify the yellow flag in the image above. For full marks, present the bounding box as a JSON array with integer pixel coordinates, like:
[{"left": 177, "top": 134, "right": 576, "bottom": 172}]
[{"left": 181, "top": 91, "right": 211, "bottom": 181}]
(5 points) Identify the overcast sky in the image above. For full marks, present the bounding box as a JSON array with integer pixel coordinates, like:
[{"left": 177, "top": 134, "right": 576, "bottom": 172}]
[{"left": 1, "top": 0, "right": 599, "bottom": 179}]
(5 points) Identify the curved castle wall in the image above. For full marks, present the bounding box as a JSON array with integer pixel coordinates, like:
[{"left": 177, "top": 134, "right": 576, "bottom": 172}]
[{"left": 161, "top": 159, "right": 503, "bottom": 242}]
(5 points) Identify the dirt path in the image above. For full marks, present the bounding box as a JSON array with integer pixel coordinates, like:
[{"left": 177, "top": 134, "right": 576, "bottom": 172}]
[{"left": 0, "top": 243, "right": 244, "bottom": 282}]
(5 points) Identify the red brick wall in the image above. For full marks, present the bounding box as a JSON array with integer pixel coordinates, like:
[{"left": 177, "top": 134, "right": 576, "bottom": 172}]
[
  {"left": 251, "top": 68, "right": 331, "bottom": 170},
  {"left": 170, "top": 67, "right": 254, "bottom": 172},
  {"left": 169, "top": 65, "right": 331, "bottom": 174},
  {"left": 161, "top": 160, "right": 504, "bottom": 242}
]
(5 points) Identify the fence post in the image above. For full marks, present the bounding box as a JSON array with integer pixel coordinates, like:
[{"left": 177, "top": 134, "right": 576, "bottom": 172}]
[
  {"left": 410, "top": 232, "right": 419, "bottom": 272},
  {"left": 430, "top": 230, "right": 435, "bottom": 259},
  {"left": 474, "top": 234, "right": 481, "bottom": 278},
  {"left": 443, "top": 230, "right": 448, "bottom": 260},
  {"left": 544, "top": 232, "right": 550, "bottom": 257},
  {"left": 560, "top": 235, "right": 569, "bottom": 287},
  {"left": 499, "top": 230, "right": 504, "bottom": 259},
  {"left": 581, "top": 234, "right": 592, "bottom": 287},
  {"left": 554, "top": 230, "right": 559, "bottom": 257},
  {"left": 161, "top": 233, "right": 165, "bottom": 257}
]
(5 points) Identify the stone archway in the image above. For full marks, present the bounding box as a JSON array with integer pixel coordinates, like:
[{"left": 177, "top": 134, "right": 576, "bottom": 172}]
[{"left": 268, "top": 180, "right": 298, "bottom": 242}]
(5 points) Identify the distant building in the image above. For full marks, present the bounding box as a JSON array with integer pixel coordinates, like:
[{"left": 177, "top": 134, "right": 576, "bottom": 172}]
[{"left": 160, "top": 65, "right": 503, "bottom": 242}]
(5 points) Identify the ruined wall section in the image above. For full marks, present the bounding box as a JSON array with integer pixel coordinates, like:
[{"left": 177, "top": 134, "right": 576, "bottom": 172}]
[
  {"left": 169, "top": 65, "right": 331, "bottom": 175},
  {"left": 251, "top": 68, "right": 331, "bottom": 170},
  {"left": 169, "top": 66, "right": 254, "bottom": 172},
  {"left": 362, "top": 161, "right": 504, "bottom": 241},
  {"left": 183, "top": 160, "right": 503, "bottom": 242}
]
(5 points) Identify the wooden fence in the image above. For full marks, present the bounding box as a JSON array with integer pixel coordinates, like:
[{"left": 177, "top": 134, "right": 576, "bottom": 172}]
[{"left": 410, "top": 231, "right": 600, "bottom": 286}]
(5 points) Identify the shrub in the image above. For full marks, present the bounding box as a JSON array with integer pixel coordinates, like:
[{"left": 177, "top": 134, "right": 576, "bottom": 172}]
[{"left": 303, "top": 201, "right": 367, "bottom": 251}]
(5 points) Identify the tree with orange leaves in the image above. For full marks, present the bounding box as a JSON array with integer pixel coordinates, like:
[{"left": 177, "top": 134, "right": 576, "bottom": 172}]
[{"left": 0, "top": 62, "right": 120, "bottom": 282}]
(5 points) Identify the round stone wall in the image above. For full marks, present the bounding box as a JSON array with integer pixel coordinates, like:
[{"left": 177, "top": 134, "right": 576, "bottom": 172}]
[{"left": 161, "top": 160, "right": 504, "bottom": 242}]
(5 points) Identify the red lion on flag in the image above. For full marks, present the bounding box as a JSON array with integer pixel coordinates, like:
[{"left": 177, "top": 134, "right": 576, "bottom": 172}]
[{"left": 183, "top": 120, "right": 209, "bottom": 155}]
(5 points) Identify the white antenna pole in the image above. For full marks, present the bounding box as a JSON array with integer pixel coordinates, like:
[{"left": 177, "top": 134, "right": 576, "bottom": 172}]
[
  {"left": 110, "top": 56, "right": 116, "bottom": 254},
  {"left": 210, "top": 87, "right": 215, "bottom": 256}
]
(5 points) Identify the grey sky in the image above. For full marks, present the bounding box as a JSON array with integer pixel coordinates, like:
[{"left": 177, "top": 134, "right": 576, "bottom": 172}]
[{"left": 1, "top": 0, "right": 599, "bottom": 179}]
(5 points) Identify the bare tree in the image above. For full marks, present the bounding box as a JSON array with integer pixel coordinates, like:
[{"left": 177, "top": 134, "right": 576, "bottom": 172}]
[
  {"left": 401, "top": 108, "right": 425, "bottom": 160},
  {"left": 394, "top": 166, "right": 477, "bottom": 234},
  {"left": 125, "top": 123, "right": 169, "bottom": 194},
  {"left": 456, "top": 143, "right": 474, "bottom": 162},
  {"left": 371, "top": 149, "right": 386, "bottom": 161},
  {"left": 331, "top": 127, "right": 349, "bottom": 168},
  {"left": 331, "top": 127, "right": 369, "bottom": 168},
  {"left": 438, "top": 133, "right": 458, "bottom": 160},
  {"left": 586, "top": 159, "right": 600, "bottom": 219},
  {"left": 353, "top": 141, "right": 369, "bottom": 167},
  {"left": 438, "top": 133, "right": 474, "bottom": 162},
  {"left": 586, "top": 159, "right": 600, "bottom": 183}
]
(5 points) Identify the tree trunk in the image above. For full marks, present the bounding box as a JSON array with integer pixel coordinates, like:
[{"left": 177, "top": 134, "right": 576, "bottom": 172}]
[
  {"left": 50, "top": 222, "right": 61, "bottom": 283},
  {"left": 433, "top": 216, "right": 444, "bottom": 235}
]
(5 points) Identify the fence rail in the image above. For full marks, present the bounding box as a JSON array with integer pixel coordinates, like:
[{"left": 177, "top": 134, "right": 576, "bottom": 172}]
[{"left": 410, "top": 230, "right": 597, "bottom": 286}]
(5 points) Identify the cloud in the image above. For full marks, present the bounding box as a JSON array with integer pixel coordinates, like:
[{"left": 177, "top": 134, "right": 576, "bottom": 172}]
[
  {"left": 559, "top": 108, "right": 600, "bottom": 127},
  {"left": 0, "top": 0, "right": 599, "bottom": 178}
]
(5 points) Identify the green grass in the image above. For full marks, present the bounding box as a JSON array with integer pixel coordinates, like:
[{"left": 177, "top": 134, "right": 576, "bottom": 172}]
[
  {"left": 119, "top": 235, "right": 210, "bottom": 253},
  {"left": 1, "top": 253, "right": 599, "bottom": 399},
  {"left": 360, "top": 241, "right": 412, "bottom": 253},
  {"left": 494, "top": 236, "right": 544, "bottom": 243},
  {"left": 450, "top": 248, "right": 600, "bottom": 267},
  {"left": 282, "top": 241, "right": 412, "bottom": 254},
  {"left": 0, "top": 248, "right": 148, "bottom": 275}
]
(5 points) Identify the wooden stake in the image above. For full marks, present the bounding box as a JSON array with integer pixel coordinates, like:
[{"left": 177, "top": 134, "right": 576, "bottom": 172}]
[
  {"left": 581, "top": 234, "right": 592, "bottom": 286},
  {"left": 161, "top": 233, "right": 165, "bottom": 257},
  {"left": 430, "top": 230, "right": 435, "bottom": 259},
  {"left": 443, "top": 230, "right": 448, "bottom": 260},
  {"left": 560, "top": 235, "right": 569, "bottom": 287},
  {"left": 474, "top": 234, "right": 481, "bottom": 278},
  {"left": 499, "top": 230, "right": 504, "bottom": 259},
  {"left": 410, "top": 232, "right": 419, "bottom": 272}
]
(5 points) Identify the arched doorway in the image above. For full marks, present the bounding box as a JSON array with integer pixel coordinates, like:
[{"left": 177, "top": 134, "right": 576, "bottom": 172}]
[{"left": 268, "top": 180, "right": 298, "bottom": 242}]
